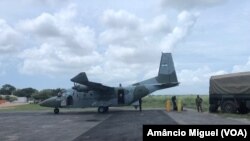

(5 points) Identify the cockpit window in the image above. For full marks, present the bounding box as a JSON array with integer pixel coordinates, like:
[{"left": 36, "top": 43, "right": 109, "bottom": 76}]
[
  {"left": 57, "top": 92, "right": 62, "bottom": 97},
  {"left": 57, "top": 89, "right": 67, "bottom": 97}
]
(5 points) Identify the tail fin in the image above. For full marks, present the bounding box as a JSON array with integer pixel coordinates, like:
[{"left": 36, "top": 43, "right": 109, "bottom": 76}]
[
  {"left": 133, "top": 53, "right": 178, "bottom": 85},
  {"left": 156, "top": 53, "right": 178, "bottom": 83}
]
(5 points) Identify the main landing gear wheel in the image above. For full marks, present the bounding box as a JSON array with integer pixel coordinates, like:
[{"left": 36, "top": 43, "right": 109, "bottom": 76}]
[
  {"left": 98, "top": 106, "right": 109, "bottom": 113},
  {"left": 54, "top": 108, "right": 59, "bottom": 114}
]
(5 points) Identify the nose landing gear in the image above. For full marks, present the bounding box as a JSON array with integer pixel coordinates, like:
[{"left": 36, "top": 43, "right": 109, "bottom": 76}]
[
  {"left": 54, "top": 108, "right": 59, "bottom": 114},
  {"left": 98, "top": 106, "right": 109, "bottom": 113}
]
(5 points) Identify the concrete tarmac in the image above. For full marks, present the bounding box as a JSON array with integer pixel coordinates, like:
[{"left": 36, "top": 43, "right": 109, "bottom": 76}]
[
  {"left": 0, "top": 108, "right": 249, "bottom": 141},
  {"left": 73, "top": 110, "right": 177, "bottom": 141},
  {"left": 0, "top": 111, "right": 110, "bottom": 141}
]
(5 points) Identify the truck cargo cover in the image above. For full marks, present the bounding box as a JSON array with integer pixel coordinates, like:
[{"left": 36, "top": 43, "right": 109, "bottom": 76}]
[{"left": 210, "top": 72, "right": 250, "bottom": 94}]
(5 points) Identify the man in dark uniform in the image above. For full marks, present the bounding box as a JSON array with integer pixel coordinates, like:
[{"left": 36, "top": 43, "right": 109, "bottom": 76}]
[
  {"left": 196, "top": 95, "right": 203, "bottom": 112},
  {"left": 171, "top": 96, "right": 177, "bottom": 111},
  {"left": 139, "top": 98, "right": 142, "bottom": 112}
]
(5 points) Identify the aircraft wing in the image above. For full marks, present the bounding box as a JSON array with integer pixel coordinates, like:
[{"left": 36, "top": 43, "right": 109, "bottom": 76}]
[{"left": 71, "top": 72, "right": 113, "bottom": 92}]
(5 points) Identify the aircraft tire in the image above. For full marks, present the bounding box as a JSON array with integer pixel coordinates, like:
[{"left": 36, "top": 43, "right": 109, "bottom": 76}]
[
  {"left": 104, "top": 106, "right": 109, "bottom": 112},
  {"left": 98, "top": 106, "right": 105, "bottom": 113},
  {"left": 134, "top": 105, "right": 138, "bottom": 110},
  {"left": 54, "top": 108, "right": 59, "bottom": 114}
]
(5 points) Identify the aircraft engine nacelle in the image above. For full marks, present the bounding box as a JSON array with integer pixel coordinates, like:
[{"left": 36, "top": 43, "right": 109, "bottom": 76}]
[{"left": 72, "top": 85, "right": 89, "bottom": 92}]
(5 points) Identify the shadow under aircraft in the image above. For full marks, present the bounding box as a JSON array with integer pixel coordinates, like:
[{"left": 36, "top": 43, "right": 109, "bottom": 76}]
[{"left": 40, "top": 53, "right": 179, "bottom": 114}]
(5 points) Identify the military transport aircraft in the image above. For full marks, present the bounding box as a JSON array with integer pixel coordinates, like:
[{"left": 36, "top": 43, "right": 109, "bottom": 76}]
[{"left": 40, "top": 53, "right": 179, "bottom": 114}]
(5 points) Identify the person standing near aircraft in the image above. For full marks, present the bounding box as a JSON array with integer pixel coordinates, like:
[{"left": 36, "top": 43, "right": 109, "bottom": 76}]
[
  {"left": 171, "top": 96, "right": 177, "bottom": 111},
  {"left": 139, "top": 98, "right": 142, "bottom": 112},
  {"left": 196, "top": 95, "right": 203, "bottom": 112}
]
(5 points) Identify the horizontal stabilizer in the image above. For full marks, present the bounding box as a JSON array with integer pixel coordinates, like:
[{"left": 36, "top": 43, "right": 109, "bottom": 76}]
[
  {"left": 71, "top": 72, "right": 89, "bottom": 84},
  {"left": 71, "top": 72, "right": 113, "bottom": 92}
]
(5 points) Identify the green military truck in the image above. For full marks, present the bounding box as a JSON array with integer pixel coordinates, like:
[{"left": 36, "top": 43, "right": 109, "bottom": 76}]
[{"left": 209, "top": 72, "right": 250, "bottom": 114}]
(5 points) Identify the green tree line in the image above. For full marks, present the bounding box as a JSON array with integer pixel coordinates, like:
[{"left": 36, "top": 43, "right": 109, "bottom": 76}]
[{"left": 0, "top": 84, "right": 62, "bottom": 102}]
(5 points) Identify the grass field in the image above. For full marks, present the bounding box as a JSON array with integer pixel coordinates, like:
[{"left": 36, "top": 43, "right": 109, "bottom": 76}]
[
  {"left": 0, "top": 104, "right": 51, "bottom": 112},
  {"left": 142, "top": 95, "right": 209, "bottom": 111},
  {"left": 142, "top": 95, "right": 250, "bottom": 120}
]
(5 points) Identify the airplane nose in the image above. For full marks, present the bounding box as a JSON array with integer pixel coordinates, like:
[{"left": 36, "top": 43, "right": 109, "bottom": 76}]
[{"left": 39, "top": 97, "right": 60, "bottom": 107}]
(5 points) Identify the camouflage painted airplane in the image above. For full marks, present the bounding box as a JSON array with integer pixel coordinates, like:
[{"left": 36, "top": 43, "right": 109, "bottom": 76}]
[{"left": 40, "top": 53, "right": 179, "bottom": 114}]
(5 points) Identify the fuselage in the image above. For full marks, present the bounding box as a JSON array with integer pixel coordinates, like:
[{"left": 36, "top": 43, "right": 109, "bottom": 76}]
[{"left": 39, "top": 84, "right": 166, "bottom": 108}]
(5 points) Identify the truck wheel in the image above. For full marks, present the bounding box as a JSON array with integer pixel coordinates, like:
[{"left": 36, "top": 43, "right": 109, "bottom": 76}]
[
  {"left": 221, "top": 101, "right": 237, "bottom": 113},
  {"left": 104, "top": 106, "right": 109, "bottom": 112},
  {"left": 209, "top": 104, "right": 217, "bottom": 113}
]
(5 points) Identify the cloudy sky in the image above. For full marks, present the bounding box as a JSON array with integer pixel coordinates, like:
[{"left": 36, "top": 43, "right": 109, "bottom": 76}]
[{"left": 0, "top": 0, "right": 249, "bottom": 94}]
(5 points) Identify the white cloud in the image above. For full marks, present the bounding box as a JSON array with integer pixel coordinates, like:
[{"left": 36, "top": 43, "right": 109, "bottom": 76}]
[
  {"left": 156, "top": 66, "right": 228, "bottom": 94},
  {"left": 18, "top": 4, "right": 101, "bottom": 75},
  {"left": 144, "top": 15, "right": 171, "bottom": 34},
  {"left": 178, "top": 66, "right": 227, "bottom": 85},
  {"left": 171, "top": 56, "right": 250, "bottom": 93},
  {"left": 0, "top": 19, "right": 21, "bottom": 54},
  {"left": 98, "top": 9, "right": 200, "bottom": 86},
  {"left": 12, "top": 6, "right": 169, "bottom": 85},
  {"left": 100, "top": 9, "right": 197, "bottom": 65},
  {"left": 179, "top": 66, "right": 209, "bottom": 84},
  {"left": 96, "top": 9, "right": 175, "bottom": 85},
  {"left": 232, "top": 57, "right": 250, "bottom": 73},
  {"left": 100, "top": 9, "right": 144, "bottom": 47},
  {"left": 175, "top": 66, "right": 227, "bottom": 94},
  {"left": 19, "top": 43, "right": 102, "bottom": 75},
  {"left": 161, "top": 0, "right": 227, "bottom": 10},
  {"left": 9, "top": 4, "right": 200, "bottom": 84},
  {"left": 28, "top": 0, "right": 70, "bottom": 7},
  {"left": 19, "top": 13, "right": 60, "bottom": 38},
  {"left": 160, "top": 11, "right": 199, "bottom": 52},
  {"left": 102, "top": 9, "right": 142, "bottom": 30},
  {"left": 100, "top": 9, "right": 171, "bottom": 47}
]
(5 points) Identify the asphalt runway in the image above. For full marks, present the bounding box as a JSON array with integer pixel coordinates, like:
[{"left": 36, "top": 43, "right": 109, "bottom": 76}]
[
  {"left": 74, "top": 110, "right": 177, "bottom": 141},
  {"left": 1, "top": 108, "right": 250, "bottom": 141},
  {"left": 0, "top": 110, "right": 111, "bottom": 141},
  {"left": 0, "top": 109, "right": 176, "bottom": 141}
]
